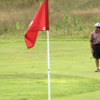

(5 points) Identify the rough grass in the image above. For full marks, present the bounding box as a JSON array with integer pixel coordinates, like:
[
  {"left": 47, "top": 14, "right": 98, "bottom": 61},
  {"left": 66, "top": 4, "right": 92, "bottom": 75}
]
[
  {"left": 0, "top": 39, "right": 100, "bottom": 100},
  {"left": 0, "top": 0, "right": 100, "bottom": 38}
]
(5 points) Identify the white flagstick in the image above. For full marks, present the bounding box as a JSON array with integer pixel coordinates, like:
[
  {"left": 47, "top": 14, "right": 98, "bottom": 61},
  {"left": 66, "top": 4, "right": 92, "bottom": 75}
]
[{"left": 47, "top": 30, "right": 51, "bottom": 100}]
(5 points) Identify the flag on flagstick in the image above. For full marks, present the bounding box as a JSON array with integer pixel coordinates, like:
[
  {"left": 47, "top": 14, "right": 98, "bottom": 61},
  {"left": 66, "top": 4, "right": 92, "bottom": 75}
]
[
  {"left": 25, "top": 1, "right": 51, "bottom": 100},
  {"left": 25, "top": 0, "right": 49, "bottom": 49}
]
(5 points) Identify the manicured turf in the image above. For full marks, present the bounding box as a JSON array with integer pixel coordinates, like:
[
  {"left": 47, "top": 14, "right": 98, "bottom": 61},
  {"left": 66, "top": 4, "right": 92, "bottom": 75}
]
[{"left": 0, "top": 39, "right": 100, "bottom": 100}]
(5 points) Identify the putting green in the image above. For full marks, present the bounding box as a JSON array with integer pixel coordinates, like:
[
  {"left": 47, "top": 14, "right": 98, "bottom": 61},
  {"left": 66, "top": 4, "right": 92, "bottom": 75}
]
[{"left": 0, "top": 39, "right": 100, "bottom": 100}]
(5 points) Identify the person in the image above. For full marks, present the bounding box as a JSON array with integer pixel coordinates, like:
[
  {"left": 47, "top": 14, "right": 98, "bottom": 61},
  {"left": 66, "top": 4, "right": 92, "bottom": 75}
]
[{"left": 90, "top": 23, "right": 100, "bottom": 72}]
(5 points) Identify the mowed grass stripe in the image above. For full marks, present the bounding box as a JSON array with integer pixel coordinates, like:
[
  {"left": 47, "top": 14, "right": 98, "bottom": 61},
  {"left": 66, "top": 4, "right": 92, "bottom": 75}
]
[{"left": 0, "top": 74, "right": 100, "bottom": 99}]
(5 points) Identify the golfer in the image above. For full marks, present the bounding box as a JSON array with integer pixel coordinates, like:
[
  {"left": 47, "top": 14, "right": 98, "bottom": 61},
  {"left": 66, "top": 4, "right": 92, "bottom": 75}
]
[{"left": 90, "top": 23, "right": 100, "bottom": 72}]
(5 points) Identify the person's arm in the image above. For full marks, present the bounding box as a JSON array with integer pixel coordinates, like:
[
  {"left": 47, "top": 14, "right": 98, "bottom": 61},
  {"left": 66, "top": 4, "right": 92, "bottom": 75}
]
[
  {"left": 90, "top": 42, "right": 94, "bottom": 53},
  {"left": 90, "top": 33, "right": 94, "bottom": 53}
]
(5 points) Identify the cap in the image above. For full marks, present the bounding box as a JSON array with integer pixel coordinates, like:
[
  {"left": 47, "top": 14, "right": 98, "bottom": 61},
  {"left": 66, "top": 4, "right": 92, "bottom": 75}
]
[{"left": 95, "top": 23, "right": 100, "bottom": 28}]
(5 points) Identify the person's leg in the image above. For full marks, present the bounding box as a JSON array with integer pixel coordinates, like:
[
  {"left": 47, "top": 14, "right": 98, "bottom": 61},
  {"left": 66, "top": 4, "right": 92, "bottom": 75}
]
[
  {"left": 95, "top": 58, "right": 99, "bottom": 72},
  {"left": 95, "top": 58, "right": 99, "bottom": 68}
]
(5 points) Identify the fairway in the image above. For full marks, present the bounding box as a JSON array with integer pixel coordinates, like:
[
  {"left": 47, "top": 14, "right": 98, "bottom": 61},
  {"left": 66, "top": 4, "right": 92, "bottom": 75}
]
[{"left": 0, "top": 39, "right": 100, "bottom": 100}]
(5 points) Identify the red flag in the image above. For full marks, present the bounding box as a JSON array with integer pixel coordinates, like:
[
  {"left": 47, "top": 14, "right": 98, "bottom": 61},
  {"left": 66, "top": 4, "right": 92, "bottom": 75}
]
[{"left": 25, "top": 0, "right": 49, "bottom": 49}]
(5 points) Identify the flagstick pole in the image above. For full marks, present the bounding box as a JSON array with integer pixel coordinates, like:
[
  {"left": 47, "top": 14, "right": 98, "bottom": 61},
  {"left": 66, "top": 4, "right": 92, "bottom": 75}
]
[{"left": 47, "top": 30, "right": 51, "bottom": 100}]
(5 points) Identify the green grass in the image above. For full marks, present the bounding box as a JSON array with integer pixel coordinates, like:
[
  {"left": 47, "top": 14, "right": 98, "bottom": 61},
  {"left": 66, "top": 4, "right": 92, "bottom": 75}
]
[{"left": 0, "top": 39, "right": 100, "bottom": 100}]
